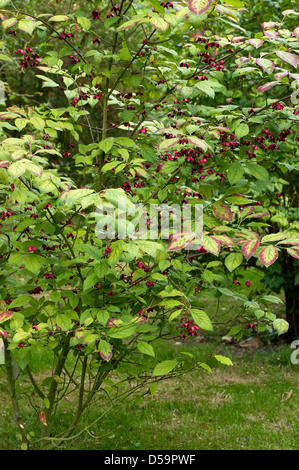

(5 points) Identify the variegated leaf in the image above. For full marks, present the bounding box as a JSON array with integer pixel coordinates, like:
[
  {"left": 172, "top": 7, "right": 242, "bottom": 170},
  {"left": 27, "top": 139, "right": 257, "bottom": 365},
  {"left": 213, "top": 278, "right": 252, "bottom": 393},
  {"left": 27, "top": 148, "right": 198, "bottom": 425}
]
[
  {"left": 202, "top": 234, "right": 221, "bottom": 256},
  {"left": 188, "top": 0, "right": 212, "bottom": 16},
  {"left": 212, "top": 204, "right": 233, "bottom": 222},
  {"left": 157, "top": 138, "right": 179, "bottom": 152},
  {"left": 0, "top": 310, "right": 14, "bottom": 324},
  {"left": 286, "top": 247, "right": 299, "bottom": 259},
  {"left": 167, "top": 233, "right": 196, "bottom": 251},
  {"left": 241, "top": 238, "right": 260, "bottom": 259},
  {"left": 258, "top": 245, "right": 279, "bottom": 267},
  {"left": 276, "top": 50, "right": 298, "bottom": 68}
]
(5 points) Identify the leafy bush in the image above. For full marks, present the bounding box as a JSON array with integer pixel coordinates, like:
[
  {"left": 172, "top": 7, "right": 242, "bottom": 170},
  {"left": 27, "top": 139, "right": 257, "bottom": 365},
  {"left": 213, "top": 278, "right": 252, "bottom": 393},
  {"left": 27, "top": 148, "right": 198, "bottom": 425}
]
[{"left": 0, "top": 0, "right": 298, "bottom": 449}]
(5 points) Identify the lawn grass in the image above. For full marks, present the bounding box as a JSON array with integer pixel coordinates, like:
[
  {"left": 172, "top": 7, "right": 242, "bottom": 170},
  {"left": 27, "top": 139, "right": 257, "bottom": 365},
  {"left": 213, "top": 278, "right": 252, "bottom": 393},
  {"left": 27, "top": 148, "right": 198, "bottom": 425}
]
[
  {"left": 1, "top": 337, "right": 297, "bottom": 451},
  {"left": 76, "top": 341, "right": 298, "bottom": 451}
]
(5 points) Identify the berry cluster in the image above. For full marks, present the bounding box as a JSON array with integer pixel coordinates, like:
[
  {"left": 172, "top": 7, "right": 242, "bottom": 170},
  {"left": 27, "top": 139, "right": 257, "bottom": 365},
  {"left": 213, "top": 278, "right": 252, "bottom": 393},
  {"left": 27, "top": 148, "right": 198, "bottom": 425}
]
[
  {"left": 58, "top": 32, "right": 74, "bottom": 40},
  {"left": 233, "top": 280, "right": 253, "bottom": 287},
  {"left": 160, "top": 2, "right": 174, "bottom": 8},
  {"left": 179, "top": 317, "right": 199, "bottom": 340},
  {"left": 17, "top": 47, "right": 41, "bottom": 69},
  {"left": 197, "top": 51, "right": 225, "bottom": 71},
  {"left": 69, "top": 55, "right": 80, "bottom": 64},
  {"left": 92, "top": 10, "right": 101, "bottom": 20}
]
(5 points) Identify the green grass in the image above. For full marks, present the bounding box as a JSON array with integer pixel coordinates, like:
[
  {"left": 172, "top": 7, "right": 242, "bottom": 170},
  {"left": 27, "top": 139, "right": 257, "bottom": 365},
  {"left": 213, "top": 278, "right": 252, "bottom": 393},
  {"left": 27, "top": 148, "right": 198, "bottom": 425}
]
[
  {"left": 1, "top": 339, "right": 298, "bottom": 450},
  {"left": 81, "top": 342, "right": 298, "bottom": 451}
]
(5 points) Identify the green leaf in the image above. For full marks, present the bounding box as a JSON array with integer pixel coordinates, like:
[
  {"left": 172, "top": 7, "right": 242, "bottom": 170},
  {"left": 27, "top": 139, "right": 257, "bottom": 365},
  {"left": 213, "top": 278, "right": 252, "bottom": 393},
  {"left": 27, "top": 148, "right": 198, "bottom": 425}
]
[
  {"left": 80, "top": 244, "right": 102, "bottom": 260},
  {"left": 94, "top": 262, "right": 108, "bottom": 279},
  {"left": 137, "top": 340, "right": 155, "bottom": 357},
  {"left": 24, "top": 254, "right": 42, "bottom": 274},
  {"left": 13, "top": 331, "right": 30, "bottom": 344},
  {"left": 159, "top": 288, "right": 182, "bottom": 298},
  {"left": 214, "top": 355, "right": 233, "bottom": 365},
  {"left": 15, "top": 118, "right": 29, "bottom": 131},
  {"left": 9, "top": 296, "right": 32, "bottom": 309},
  {"left": 228, "top": 325, "right": 242, "bottom": 336},
  {"left": 77, "top": 16, "right": 91, "bottom": 31},
  {"left": 191, "top": 309, "right": 213, "bottom": 331},
  {"left": 101, "top": 161, "right": 119, "bottom": 172},
  {"left": 60, "top": 188, "right": 94, "bottom": 205},
  {"left": 218, "top": 287, "right": 248, "bottom": 302},
  {"left": 150, "top": 382, "right": 157, "bottom": 396},
  {"left": 222, "top": 0, "right": 243, "bottom": 7},
  {"left": 235, "top": 122, "right": 249, "bottom": 139},
  {"left": 168, "top": 310, "right": 183, "bottom": 322},
  {"left": 43, "top": 398, "right": 50, "bottom": 409},
  {"left": 98, "top": 138, "right": 114, "bottom": 153},
  {"left": 261, "top": 295, "right": 283, "bottom": 304},
  {"left": 227, "top": 162, "right": 244, "bottom": 185},
  {"left": 15, "top": 347, "right": 31, "bottom": 370},
  {"left": 273, "top": 318, "right": 289, "bottom": 336},
  {"left": 55, "top": 314, "right": 72, "bottom": 331},
  {"left": 159, "top": 299, "right": 182, "bottom": 309},
  {"left": 25, "top": 161, "right": 43, "bottom": 178},
  {"left": 159, "top": 259, "right": 171, "bottom": 272},
  {"left": 97, "top": 310, "right": 109, "bottom": 325},
  {"left": 224, "top": 252, "right": 243, "bottom": 272},
  {"left": 36, "top": 75, "right": 59, "bottom": 88},
  {"left": 152, "top": 360, "right": 178, "bottom": 376},
  {"left": 107, "top": 240, "right": 124, "bottom": 266},
  {"left": 0, "top": 0, "right": 11, "bottom": 7},
  {"left": 140, "top": 145, "right": 156, "bottom": 163},
  {"left": 232, "top": 67, "right": 257, "bottom": 78},
  {"left": 0, "top": 53, "right": 12, "bottom": 62},
  {"left": 114, "top": 137, "right": 136, "bottom": 148},
  {"left": 149, "top": 0, "right": 165, "bottom": 13},
  {"left": 18, "top": 19, "right": 36, "bottom": 34},
  {"left": 83, "top": 273, "right": 99, "bottom": 291},
  {"left": 198, "top": 362, "right": 212, "bottom": 373},
  {"left": 8, "top": 160, "right": 27, "bottom": 178},
  {"left": 107, "top": 323, "right": 136, "bottom": 339},
  {"left": 246, "top": 163, "right": 269, "bottom": 181},
  {"left": 195, "top": 81, "right": 215, "bottom": 98}
]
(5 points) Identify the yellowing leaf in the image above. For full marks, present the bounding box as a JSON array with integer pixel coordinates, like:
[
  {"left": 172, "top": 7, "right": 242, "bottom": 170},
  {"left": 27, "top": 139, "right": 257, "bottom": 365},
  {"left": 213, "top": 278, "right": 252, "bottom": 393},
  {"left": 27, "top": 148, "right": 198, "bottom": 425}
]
[{"left": 49, "top": 15, "right": 70, "bottom": 22}]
